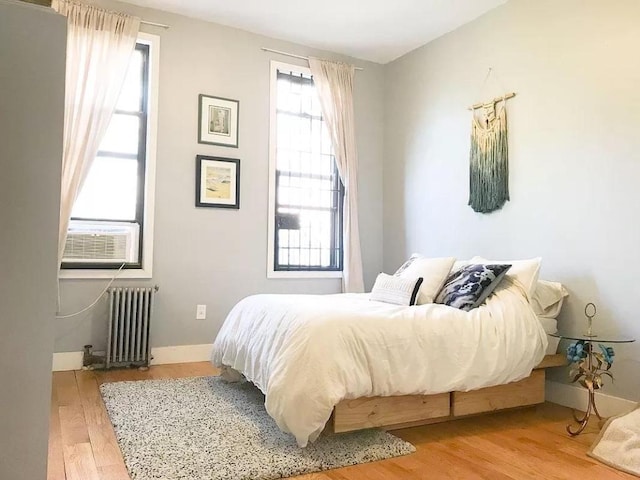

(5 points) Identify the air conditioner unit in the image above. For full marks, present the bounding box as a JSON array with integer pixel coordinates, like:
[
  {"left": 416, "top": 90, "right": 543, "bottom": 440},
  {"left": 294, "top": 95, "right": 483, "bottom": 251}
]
[{"left": 63, "top": 221, "right": 140, "bottom": 264}]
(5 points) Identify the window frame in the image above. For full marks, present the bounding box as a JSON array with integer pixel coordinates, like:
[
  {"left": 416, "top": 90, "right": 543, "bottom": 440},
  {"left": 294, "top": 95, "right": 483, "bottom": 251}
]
[
  {"left": 59, "top": 32, "right": 160, "bottom": 280},
  {"left": 266, "top": 60, "right": 343, "bottom": 279}
]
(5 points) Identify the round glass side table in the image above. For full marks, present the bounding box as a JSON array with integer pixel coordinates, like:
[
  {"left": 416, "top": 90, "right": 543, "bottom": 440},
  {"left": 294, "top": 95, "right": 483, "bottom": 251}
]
[{"left": 550, "top": 331, "right": 635, "bottom": 436}]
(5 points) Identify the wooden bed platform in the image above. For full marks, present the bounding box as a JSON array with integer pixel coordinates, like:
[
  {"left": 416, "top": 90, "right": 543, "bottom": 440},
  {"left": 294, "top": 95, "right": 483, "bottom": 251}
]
[{"left": 332, "top": 354, "right": 567, "bottom": 433}]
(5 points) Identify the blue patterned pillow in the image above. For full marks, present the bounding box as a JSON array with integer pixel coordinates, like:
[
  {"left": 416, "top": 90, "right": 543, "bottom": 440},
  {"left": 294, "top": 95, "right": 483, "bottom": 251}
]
[{"left": 435, "top": 264, "right": 511, "bottom": 311}]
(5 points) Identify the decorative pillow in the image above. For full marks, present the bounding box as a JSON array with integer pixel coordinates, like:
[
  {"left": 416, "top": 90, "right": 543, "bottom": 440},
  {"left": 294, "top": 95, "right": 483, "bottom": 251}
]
[
  {"left": 394, "top": 255, "right": 456, "bottom": 305},
  {"left": 393, "top": 254, "right": 420, "bottom": 276},
  {"left": 452, "top": 259, "right": 472, "bottom": 271},
  {"left": 370, "top": 273, "right": 423, "bottom": 306},
  {"left": 532, "top": 280, "right": 568, "bottom": 319},
  {"left": 471, "top": 256, "right": 541, "bottom": 300},
  {"left": 435, "top": 264, "right": 511, "bottom": 311}
]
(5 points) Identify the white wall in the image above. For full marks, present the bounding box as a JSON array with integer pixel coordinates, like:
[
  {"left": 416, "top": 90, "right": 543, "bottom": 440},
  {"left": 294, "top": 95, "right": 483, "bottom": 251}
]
[
  {"left": 0, "top": 1, "right": 66, "bottom": 477},
  {"left": 55, "top": 0, "right": 384, "bottom": 352},
  {"left": 384, "top": 0, "right": 640, "bottom": 401}
]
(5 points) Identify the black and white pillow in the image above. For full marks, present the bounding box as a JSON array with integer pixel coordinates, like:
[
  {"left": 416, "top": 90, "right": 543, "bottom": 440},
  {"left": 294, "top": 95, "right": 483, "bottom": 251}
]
[
  {"left": 435, "top": 264, "right": 511, "bottom": 311},
  {"left": 370, "top": 273, "right": 423, "bottom": 306}
]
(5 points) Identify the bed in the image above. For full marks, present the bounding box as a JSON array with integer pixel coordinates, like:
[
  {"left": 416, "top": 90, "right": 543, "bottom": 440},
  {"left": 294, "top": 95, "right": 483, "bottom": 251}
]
[{"left": 212, "top": 270, "right": 567, "bottom": 447}]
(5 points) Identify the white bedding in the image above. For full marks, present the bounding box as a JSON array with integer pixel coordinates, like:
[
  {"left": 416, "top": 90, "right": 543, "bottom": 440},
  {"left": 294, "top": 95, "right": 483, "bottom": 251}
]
[{"left": 211, "top": 279, "right": 548, "bottom": 447}]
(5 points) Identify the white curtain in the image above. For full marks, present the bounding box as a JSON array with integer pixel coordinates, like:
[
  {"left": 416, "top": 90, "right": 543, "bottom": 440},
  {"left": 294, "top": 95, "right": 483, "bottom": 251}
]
[
  {"left": 308, "top": 57, "right": 364, "bottom": 293},
  {"left": 52, "top": 0, "right": 140, "bottom": 267}
]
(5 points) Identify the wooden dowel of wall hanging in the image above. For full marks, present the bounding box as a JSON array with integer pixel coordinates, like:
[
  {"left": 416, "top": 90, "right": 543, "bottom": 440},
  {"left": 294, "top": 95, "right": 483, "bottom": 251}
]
[{"left": 468, "top": 92, "right": 516, "bottom": 110}]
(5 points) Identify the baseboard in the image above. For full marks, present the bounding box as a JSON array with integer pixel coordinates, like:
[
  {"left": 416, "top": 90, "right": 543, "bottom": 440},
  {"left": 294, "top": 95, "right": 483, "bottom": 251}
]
[
  {"left": 545, "top": 380, "right": 637, "bottom": 417},
  {"left": 150, "top": 344, "right": 213, "bottom": 365},
  {"left": 52, "top": 351, "right": 85, "bottom": 372},
  {"left": 52, "top": 343, "right": 214, "bottom": 372}
]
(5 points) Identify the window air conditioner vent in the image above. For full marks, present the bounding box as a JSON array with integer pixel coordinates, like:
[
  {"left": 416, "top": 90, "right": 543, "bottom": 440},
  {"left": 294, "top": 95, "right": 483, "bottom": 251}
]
[{"left": 63, "top": 221, "right": 139, "bottom": 263}]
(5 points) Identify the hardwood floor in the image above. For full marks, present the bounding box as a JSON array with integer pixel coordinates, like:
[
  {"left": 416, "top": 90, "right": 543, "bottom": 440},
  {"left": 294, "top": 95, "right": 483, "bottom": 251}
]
[{"left": 48, "top": 362, "right": 633, "bottom": 480}]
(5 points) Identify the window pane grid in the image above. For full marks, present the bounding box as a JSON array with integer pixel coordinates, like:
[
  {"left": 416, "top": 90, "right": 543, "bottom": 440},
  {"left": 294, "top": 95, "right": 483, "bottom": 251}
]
[
  {"left": 116, "top": 48, "right": 143, "bottom": 112},
  {"left": 95, "top": 152, "right": 138, "bottom": 160},
  {"left": 64, "top": 42, "right": 149, "bottom": 270},
  {"left": 276, "top": 110, "right": 322, "bottom": 121},
  {"left": 113, "top": 109, "right": 144, "bottom": 116},
  {"left": 274, "top": 69, "right": 343, "bottom": 272}
]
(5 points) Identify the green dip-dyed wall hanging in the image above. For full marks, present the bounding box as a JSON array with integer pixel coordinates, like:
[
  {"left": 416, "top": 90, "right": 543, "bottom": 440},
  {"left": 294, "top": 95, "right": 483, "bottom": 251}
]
[{"left": 468, "top": 68, "right": 516, "bottom": 214}]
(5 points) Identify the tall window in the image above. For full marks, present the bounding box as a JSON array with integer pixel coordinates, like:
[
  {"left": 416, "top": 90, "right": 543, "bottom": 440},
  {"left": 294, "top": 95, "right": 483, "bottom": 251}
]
[
  {"left": 268, "top": 62, "right": 343, "bottom": 276},
  {"left": 62, "top": 40, "right": 155, "bottom": 274}
]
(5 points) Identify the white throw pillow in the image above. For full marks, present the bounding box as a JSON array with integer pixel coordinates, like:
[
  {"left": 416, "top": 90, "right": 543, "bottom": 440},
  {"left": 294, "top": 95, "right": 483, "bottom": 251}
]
[
  {"left": 370, "top": 273, "right": 423, "bottom": 306},
  {"left": 396, "top": 255, "right": 456, "bottom": 305},
  {"left": 532, "top": 280, "right": 568, "bottom": 318},
  {"left": 452, "top": 259, "right": 472, "bottom": 271},
  {"left": 471, "top": 256, "right": 542, "bottom": 300}
]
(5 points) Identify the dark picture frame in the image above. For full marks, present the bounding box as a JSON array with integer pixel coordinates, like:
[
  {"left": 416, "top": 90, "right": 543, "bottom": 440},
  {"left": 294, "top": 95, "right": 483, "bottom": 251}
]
[
  {"left": 198, "top": 94, "right": 239, "bottom": 147},
  {"left": 195, "top": 155, "right": 240, "bottom": 209}
]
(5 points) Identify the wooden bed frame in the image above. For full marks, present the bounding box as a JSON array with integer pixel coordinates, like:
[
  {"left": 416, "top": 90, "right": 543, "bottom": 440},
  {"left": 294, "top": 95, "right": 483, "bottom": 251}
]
[{"left": 331, "top": 354, "right": 566, "bottom": 433}]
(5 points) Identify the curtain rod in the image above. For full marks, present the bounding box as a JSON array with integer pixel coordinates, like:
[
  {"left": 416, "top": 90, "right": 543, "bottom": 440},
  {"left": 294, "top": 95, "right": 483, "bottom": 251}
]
[
  {"left": 141, "top": 20, "right": 170, "bottom": 29},
  {"left": 27, "top": 0, "right": 171, "bottom": 28},
  {"left": 261, "top": 47, "right": 364, "bottom": 71}
]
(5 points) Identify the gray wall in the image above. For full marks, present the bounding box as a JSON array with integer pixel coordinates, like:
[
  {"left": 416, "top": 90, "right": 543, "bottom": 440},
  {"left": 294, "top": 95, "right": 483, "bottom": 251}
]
[
  {"left": 383, "top": 0, "right": 640, "bottom": 400},
  {"left": 55, "top": 0, "right": 385, "bottom": 352},
  {"left": 0, "top": 1, "right": 66, "bottom": 478}
]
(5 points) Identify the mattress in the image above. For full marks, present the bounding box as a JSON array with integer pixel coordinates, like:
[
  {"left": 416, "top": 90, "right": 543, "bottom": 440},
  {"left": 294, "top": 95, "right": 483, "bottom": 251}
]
[
  {"left": 538, "top": 316, "right": 558, "bottom": 335},
  {"left": 537, "top": 316, "right": 560, "bottom": 355}
]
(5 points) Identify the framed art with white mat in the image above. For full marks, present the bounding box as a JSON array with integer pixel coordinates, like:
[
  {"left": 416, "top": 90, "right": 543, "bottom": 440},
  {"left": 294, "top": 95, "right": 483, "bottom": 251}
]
[
  {"left": 198, "top": 94, "right": 239, "bottom": 147},
  {"left": 195, "top": 155, "right": 240, "bottom": 209}
]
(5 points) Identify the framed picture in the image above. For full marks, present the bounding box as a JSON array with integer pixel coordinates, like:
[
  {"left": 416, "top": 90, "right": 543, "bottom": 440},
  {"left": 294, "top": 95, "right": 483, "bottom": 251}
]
[
  {"left": 198, "top": 94, "right": 239, "bottom": 147},
  {"left": 195, "top": 155, "right": 240, "bottom": 209}
]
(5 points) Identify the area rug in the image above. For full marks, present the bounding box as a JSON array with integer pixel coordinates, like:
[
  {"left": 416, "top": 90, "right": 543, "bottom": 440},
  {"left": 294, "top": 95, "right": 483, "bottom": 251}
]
[
  {"left": 100, "top": 376, "right": 415, "bottom": 480},
  {"left": 588, "top": 404, "right": 640, "bottom": 477}
]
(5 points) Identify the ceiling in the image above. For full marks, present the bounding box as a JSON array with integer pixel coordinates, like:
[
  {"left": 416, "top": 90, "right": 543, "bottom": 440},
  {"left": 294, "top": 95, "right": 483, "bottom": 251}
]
[{"left": 120, "top": 0, "right": 508, "bottom": 64}]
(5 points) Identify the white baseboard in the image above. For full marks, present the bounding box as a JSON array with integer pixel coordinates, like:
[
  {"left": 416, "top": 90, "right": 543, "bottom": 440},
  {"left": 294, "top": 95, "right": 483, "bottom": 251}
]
[
  {"left": 150, "top": 344, "right": 213, "bottom": 365},
  {"left": 52, "top": 351, "right": 85, "bottom": 372},
  {"left": 52, "top": 343, "right": 214, "bottom": 372},
  {"left": 545, "top": 380, "right": 637, "bottom": 417}
]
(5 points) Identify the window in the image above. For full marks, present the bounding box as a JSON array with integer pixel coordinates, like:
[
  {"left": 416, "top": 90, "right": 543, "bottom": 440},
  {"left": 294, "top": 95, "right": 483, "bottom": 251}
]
[
  {"left": 267, "top": 61, "right": 343, "bottom": 278},
  {"left": 61, "top": 34, "right": 159, "bottom": 279}
]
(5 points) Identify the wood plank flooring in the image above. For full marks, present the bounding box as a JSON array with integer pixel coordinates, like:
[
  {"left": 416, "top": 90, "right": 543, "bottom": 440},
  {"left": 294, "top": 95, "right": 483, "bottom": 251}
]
[{"left": 48, "top": 362, "right": 634, "bottom": 480}]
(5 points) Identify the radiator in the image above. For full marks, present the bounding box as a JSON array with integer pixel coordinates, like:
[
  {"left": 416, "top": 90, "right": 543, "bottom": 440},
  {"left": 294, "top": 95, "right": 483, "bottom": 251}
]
[{"left": 105, "top": 286, "right": 157, "bottom": 369}]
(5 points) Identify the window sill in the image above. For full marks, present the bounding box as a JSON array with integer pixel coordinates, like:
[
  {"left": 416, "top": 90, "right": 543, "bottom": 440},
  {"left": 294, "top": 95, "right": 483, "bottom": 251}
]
[
  {"left": 58, "top": 268, "right": 152, "bottom": 280},
  {"left": 267, "top": 270, "right": 343, "bottom": 279}
]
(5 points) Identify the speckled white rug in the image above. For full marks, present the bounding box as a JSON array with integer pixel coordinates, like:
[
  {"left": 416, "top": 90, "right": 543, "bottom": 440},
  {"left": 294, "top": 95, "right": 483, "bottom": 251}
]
[
  {"left": 100, "top": 376, "right": 415, "bottom": 480},
  {"left": 589, "top": 405, "right": 640, "bottom": 477}
]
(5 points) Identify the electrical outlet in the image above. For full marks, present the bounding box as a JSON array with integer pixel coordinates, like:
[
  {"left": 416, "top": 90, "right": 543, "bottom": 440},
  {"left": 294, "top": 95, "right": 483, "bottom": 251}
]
[{"left": 196, "top": 304, "right": 206, "bottom": 320}]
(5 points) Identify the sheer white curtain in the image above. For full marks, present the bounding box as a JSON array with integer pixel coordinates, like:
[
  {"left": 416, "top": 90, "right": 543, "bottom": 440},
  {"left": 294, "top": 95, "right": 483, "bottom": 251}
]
[
  {"left": 52, "top": 0, "right": 140, "bottom": 267},
  {"left": 308, "top": 57, "right": 364, "bottom": 293}
]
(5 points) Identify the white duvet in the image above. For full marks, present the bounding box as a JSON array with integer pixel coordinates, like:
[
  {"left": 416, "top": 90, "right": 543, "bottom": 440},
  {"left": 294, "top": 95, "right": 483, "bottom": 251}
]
[{"left": 211, "top": 280, "right": 548, "bottom": 447}]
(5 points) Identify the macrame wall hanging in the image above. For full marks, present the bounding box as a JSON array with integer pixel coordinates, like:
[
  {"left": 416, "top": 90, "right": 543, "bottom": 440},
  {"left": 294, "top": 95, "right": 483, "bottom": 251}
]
[{"left": 468, "top": 68, "right": 516, "bottom": 214}]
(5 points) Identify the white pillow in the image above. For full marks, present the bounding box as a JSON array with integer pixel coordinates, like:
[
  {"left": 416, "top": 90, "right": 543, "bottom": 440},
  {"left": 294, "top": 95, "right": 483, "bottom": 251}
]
[
  {"left": 470, "top": 256, "right": 542, "bottom": 299},
  {"left": 452, "top": 259, "right": 472, "bottom": 271},
  {"left": 532, "top": 280, "right": 568, "bottom": 318},
  {"left": 370, "top": 273, "right": 423, "bottom": 306},
  {"left": 396, "top": 255, "right": 456, "bottom": 305}
]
